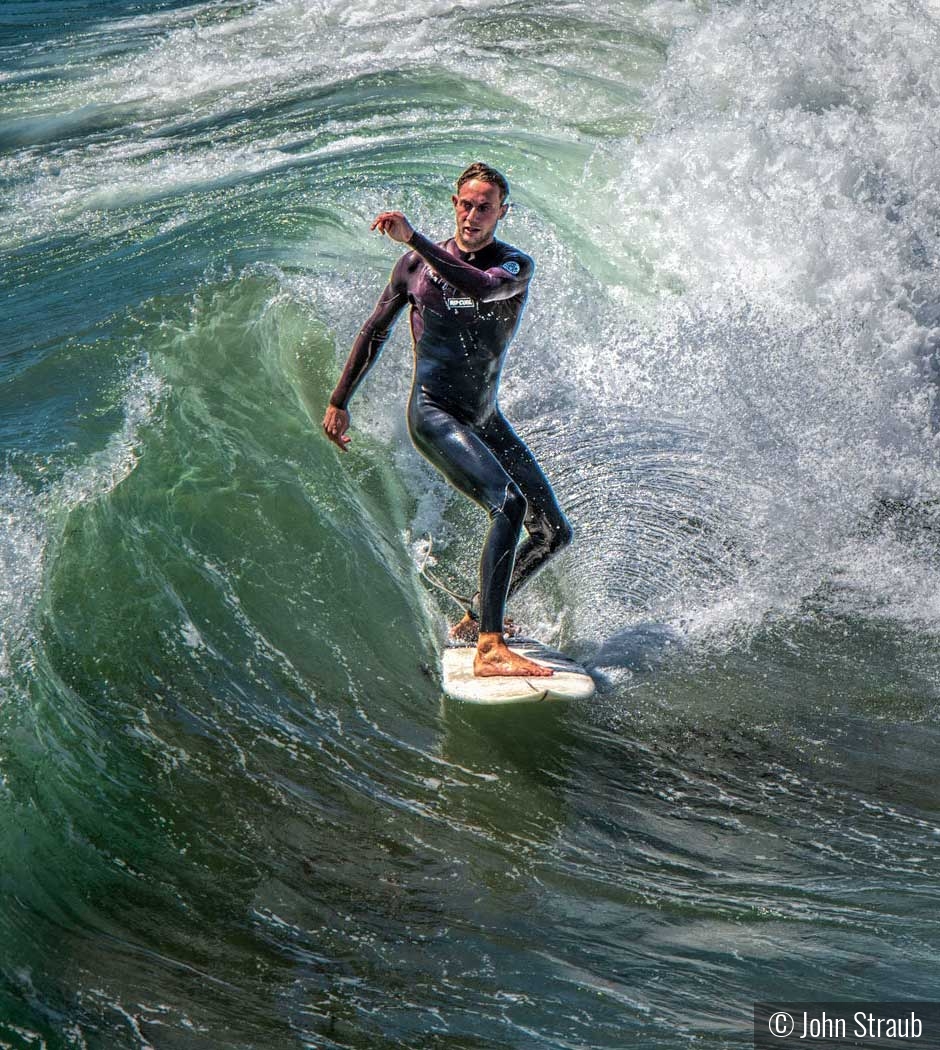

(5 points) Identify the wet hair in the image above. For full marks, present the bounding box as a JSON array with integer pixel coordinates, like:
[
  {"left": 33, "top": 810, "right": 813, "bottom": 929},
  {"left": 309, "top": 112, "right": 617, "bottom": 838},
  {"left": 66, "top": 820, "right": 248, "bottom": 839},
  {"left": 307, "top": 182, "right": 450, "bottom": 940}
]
[{"left": 456, "top": 162, "right": 510, "bottom": 204}]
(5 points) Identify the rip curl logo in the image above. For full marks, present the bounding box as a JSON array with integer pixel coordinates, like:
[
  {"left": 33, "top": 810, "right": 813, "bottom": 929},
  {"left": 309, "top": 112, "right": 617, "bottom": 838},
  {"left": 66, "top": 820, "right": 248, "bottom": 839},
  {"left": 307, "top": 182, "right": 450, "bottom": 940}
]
[
  {"left": 446, "top": 297, "right": 475, "bottom": 310},
  {"left": 502, "top": 260, "right": 521, "bottom": 275}
]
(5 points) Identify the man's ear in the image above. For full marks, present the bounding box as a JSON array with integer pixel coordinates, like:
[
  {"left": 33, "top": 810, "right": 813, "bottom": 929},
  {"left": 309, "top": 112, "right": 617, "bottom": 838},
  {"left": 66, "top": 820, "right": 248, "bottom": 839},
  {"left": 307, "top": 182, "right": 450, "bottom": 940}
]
[
  {"left": 452, "top": 194, "right": 459, "bottom": 208},
  {"left": 499, "top": 203, "right": 509, "bottom": 219}
]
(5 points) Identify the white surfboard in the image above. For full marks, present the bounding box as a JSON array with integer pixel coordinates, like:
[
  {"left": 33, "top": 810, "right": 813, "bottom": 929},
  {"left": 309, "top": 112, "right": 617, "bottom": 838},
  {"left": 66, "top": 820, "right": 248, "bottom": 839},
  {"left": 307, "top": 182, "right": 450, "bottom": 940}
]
[{"left": 441, "top": 638, "right": 595, "bottom": 705}]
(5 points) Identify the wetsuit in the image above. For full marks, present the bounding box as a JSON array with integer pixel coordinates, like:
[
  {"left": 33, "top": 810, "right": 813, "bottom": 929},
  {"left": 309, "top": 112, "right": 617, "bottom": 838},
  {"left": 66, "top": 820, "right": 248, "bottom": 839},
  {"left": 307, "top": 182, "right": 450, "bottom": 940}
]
[{"left": 330, "top": 230, "right": 572, "bottom": 634}]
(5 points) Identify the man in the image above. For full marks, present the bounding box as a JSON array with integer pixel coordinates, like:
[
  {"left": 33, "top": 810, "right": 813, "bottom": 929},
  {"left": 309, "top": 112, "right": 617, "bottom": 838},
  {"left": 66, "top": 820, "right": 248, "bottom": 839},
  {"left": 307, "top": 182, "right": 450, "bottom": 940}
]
[{"left": 322, "top": 162, "right": 572, "bottom": 677}]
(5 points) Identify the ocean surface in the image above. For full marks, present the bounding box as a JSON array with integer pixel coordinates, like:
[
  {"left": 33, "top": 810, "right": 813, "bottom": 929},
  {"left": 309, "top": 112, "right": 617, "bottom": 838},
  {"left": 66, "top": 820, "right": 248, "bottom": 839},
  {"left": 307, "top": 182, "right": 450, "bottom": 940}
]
[{"left": 3, "top": 0, "right": 940, "bottom": 1046}]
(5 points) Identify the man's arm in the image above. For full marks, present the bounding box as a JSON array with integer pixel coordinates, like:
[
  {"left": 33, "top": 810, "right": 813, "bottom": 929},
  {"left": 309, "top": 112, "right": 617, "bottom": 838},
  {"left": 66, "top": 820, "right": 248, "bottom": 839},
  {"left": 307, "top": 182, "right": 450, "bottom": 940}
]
[
  {"left": 371, "top": 211, "right": 532, "bottom": 303},
  {"left": 322, "top": 259, "right": 408, "bottom": 451},
  {"left": 406, "top": 231, "right": 532, "bottom": 303}
]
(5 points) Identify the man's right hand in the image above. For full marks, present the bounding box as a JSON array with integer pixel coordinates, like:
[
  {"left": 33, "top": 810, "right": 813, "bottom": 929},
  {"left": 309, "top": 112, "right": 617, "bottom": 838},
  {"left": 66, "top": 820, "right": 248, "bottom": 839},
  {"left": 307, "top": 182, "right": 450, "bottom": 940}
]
[
  {"left": 322, "top": 405, "right": 351, "bottom": 452},
  {"left": 371, "top": 211, "right": 415, "bottom": 243}
]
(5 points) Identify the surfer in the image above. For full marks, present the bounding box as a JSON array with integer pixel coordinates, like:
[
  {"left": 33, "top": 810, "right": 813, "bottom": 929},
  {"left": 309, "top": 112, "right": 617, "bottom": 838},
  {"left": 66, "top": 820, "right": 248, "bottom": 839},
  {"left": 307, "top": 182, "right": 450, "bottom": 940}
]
[{"left": 322, "top": 163, "right": 572, "bottom": 677}]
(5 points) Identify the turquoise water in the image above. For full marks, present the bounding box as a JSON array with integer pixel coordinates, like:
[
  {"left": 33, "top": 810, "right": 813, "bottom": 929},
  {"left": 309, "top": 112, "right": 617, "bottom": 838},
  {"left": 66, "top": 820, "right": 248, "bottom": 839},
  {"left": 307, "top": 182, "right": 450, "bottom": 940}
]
[{"left": 3, "top": 1, "right": 940, "bottom": 1046}]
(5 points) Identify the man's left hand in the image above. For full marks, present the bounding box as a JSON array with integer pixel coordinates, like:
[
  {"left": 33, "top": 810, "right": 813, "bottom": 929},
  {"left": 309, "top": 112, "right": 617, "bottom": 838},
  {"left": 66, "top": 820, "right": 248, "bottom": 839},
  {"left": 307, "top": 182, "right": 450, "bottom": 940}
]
[{"left": 371, "top": 211, "right": 414, "bottom": 243}]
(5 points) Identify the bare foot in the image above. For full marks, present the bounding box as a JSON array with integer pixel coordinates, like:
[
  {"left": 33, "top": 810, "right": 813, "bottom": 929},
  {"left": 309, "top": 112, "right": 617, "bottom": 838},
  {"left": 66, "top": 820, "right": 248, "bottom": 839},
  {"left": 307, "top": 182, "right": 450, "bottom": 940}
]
[
  {"left": 449, "top": 615, "right": 521, "bottom": 644},
  {"left": 474, "top": 632, "right": 554, "bottom": 678}
]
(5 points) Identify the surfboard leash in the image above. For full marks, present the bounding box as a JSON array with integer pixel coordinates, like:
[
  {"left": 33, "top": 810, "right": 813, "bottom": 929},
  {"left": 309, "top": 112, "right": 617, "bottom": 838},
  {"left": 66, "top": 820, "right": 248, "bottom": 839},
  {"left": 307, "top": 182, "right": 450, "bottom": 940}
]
[{"left": 417, "top": 535, "right": 478, "bottom": 620}]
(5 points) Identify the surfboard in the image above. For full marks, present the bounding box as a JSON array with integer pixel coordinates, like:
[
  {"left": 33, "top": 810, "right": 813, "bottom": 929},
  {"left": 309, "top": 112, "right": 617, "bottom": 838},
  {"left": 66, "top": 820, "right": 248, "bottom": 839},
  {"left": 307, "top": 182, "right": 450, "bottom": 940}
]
[{"left": 441, "top": 638, "right": 595, "bottom": 705}]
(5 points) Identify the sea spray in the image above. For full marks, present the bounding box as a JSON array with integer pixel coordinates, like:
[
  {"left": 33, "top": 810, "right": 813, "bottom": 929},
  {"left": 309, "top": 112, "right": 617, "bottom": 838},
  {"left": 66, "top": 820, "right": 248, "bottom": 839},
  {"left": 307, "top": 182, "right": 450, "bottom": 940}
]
[{"left": 4, "top": 2, "right": 940, "bottom": 1047}]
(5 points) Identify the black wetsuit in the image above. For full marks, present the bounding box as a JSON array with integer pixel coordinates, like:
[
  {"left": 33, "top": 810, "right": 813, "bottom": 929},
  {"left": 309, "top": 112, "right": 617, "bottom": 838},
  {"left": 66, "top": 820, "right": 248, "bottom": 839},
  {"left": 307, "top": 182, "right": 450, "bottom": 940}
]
[{"left": 330, "top": 230, "right": 572, "bottom": 633}]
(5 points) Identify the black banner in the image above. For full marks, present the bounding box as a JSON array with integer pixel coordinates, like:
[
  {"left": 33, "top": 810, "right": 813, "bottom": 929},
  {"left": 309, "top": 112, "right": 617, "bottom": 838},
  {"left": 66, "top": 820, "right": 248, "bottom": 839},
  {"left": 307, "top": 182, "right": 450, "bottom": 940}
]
[{"left": 754, "top": 1003, "right": 940, "bottom": 1049}]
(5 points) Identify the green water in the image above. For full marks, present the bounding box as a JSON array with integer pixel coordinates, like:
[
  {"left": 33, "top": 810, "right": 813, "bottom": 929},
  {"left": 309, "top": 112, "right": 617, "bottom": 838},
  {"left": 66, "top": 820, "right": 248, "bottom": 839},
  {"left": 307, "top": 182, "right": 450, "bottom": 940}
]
[{"left": 4, "top": 0, "right": 940, "bottom": 1046}]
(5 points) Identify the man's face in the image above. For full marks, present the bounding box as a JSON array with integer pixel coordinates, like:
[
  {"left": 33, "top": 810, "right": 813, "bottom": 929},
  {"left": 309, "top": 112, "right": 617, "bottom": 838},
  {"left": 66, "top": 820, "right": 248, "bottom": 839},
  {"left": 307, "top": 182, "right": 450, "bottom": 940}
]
[{"left": 452, "top": 179, "right": 508, "bottom": 252}]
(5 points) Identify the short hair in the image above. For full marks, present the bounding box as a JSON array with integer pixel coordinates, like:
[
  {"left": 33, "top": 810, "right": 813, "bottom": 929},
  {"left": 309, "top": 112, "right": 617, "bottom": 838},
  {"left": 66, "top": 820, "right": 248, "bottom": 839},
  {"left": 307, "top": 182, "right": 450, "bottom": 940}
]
[{"left": 456, "top": 162, "right": 510, "bottom": 204}]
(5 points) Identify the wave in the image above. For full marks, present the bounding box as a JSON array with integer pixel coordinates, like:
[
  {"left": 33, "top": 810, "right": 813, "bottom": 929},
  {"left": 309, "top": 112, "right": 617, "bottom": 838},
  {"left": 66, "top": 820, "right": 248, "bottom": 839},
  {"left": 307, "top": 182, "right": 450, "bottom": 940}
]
[{"left": 5, "top": 2, "right": 940, "bottom": 1046}]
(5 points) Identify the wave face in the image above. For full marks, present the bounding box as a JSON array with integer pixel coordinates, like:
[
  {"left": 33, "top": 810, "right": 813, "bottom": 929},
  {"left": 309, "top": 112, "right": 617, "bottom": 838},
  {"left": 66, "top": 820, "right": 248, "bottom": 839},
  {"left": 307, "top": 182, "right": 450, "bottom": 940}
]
[{"left": 3, "top": 1, "right": 940, "bottom": 1046}]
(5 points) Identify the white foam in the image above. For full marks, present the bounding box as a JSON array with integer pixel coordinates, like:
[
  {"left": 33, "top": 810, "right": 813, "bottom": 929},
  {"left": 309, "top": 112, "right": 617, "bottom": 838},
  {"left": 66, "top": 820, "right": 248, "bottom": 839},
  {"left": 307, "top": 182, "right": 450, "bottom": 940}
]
[
  {"left": 0, "top": 473, "right": 47, "bottom": 679},
  {"left": 551, "top": 0, "right": 940, "bottom": 639}
]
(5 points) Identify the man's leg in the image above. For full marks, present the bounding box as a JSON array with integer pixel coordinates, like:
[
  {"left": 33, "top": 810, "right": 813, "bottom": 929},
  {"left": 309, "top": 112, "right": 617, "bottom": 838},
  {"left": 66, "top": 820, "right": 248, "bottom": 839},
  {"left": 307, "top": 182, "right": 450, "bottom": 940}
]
[
  {"left": 477, "top": 412, "right": 573, "bottom": 599},
  {"left": 408, "top": 398, "right": 552, "bottom": 677}
]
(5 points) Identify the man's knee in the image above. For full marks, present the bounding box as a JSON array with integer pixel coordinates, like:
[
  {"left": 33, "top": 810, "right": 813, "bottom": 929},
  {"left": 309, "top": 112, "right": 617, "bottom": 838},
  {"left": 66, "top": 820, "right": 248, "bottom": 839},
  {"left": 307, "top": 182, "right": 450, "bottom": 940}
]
[
  {"left": 525, "top": 510, "right": 572, "bottom": 554},
  {"left": 493, "top": 481, "right": 527, "bottom": 528}
]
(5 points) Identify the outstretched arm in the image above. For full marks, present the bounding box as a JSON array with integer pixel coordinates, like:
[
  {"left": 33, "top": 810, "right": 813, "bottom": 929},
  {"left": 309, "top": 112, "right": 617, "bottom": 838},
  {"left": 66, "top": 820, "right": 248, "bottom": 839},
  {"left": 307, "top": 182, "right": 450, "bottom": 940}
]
[
  {"left": 372, "top": 210, "right": 533, "bottom": 303},
  {"left": 322, "top": 259, "right": 408, "bottom": 451}
]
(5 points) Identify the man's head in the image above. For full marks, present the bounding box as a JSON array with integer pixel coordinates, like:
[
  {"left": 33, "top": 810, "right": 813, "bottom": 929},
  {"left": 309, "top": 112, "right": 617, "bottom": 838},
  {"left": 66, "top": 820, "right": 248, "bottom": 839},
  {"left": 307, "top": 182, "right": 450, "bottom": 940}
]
[{"left": 452, "top": 162, "right": 510, "bottom": 252}]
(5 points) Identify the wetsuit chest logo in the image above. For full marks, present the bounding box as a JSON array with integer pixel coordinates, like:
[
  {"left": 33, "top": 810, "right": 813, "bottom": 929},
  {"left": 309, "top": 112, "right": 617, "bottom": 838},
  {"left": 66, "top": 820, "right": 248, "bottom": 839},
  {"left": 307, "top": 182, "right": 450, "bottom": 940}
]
[{"left": 425, "top": 267, "right": 469, "bottom": 307}]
